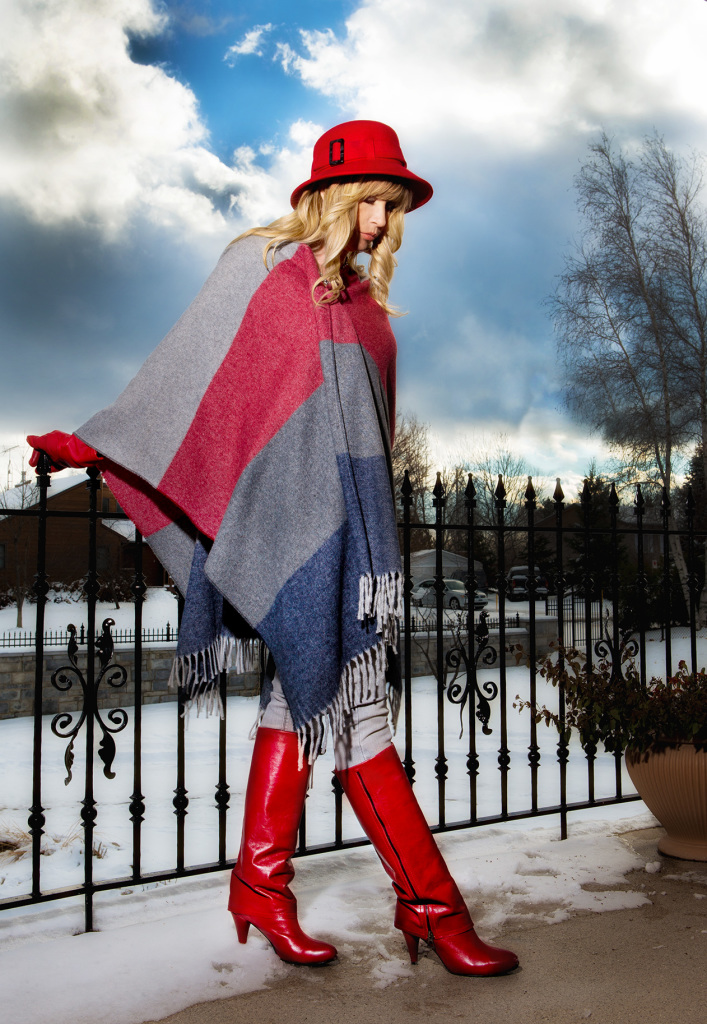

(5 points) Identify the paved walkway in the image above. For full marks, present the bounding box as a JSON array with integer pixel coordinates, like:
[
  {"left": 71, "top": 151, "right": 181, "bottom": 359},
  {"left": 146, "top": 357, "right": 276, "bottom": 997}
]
[{"left": 143, "top": 828, "right": 707, "bottom": 1024}]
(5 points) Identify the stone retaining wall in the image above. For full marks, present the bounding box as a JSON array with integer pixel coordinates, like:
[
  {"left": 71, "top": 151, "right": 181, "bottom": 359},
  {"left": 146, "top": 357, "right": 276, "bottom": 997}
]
[
  {"left": 405, "top": 616, "right": 559, "bottom": 678},
  {"left": 0, "top": 646, "right": 260, "bottom": 719},
  {"left": 0, "top": 618, "right": 559, "bottom": 720}
]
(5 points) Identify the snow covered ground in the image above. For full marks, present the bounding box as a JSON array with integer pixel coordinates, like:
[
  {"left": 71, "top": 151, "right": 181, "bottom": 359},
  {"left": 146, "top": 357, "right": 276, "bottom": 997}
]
[
  {"left": 0, "top": 588, "right": 180, "bottom": 647},
  {"left": 0, "top": 806, "right": 660, "bottom": 1024}
]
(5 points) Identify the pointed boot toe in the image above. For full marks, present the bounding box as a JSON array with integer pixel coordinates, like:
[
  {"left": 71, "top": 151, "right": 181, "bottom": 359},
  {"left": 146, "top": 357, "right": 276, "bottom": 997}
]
[{"left": 430, "top": 929, "right": 519, "bottom": 976}]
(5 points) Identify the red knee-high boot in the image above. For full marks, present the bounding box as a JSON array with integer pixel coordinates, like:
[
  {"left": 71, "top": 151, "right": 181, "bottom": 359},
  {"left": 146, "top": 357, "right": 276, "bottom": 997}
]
[
  {"left": 228, "top": 727, "right": 337, "bottom": 965},
  {"left": 336, "top": 745, "right": 518, "bottom": 976}
]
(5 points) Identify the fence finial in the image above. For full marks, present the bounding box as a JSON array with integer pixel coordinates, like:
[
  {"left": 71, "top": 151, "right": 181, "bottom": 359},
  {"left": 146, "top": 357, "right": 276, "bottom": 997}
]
[{"left": 432, "top": 471, "right": 445, "bottom": 505}]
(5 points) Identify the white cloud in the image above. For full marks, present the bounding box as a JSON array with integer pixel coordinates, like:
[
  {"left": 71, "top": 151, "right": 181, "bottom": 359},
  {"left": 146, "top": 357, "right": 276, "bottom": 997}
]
[
  {"left": 287, "top": 118, "right": 323, "bottom": 149},
  {"left": 227, "top": 125, "right": 322, "bottom": 226},
  {"left": 6, "top": 0, "right": 705, "bottom": 247},
  {"left": 425, "top": 407, "right": 610, "bottom": 499},
  {"left": 224, "top": 23, "right": 273, "bottom": 64},
  {"left": 273, "top": 0, "right": 707, "bottom": 153},
  {"left": 274, "top": 42, "right": 299, "bottom": 75},
  {"left": 0, "top": 2, "right": 304, "bottom": 239},
  {"left": 264, "top": 0, "right": 707, "bottom": 473}
]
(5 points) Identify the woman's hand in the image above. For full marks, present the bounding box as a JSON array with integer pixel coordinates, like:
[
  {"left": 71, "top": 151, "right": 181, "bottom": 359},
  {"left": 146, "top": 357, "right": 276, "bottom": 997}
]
[{"left": 26, "top": 431, "right": 104, "bottom": 471}]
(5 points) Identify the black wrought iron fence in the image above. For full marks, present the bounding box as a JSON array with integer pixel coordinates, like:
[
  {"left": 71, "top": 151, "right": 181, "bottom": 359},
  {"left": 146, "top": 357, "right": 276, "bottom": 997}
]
[
  {"left": 545, "top": 595, "right": 605, "bottom": 647},
  {"left": 1, "top": 460, "right": 705, "bottom": 932},
  {"left": 408, "top": 610, "right": 522, "bottom": 633}
]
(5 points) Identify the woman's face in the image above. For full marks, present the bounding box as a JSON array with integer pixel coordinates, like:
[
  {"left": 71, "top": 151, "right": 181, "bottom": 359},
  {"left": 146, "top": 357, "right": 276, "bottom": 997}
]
[{"left": 350, "top": 196, "right": 396, "bottom": 253}]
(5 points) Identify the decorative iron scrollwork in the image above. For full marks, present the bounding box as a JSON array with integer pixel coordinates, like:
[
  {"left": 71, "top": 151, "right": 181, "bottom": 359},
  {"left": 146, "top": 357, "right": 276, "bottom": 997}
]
[
  {"left": 445, "top": 611, "right": 499, "bottom": 735},
  {"left": 50, "top": 619, "right": 129, "bottom": 785},
  {"left": 594, "top": 619, "right": 639, "bottom": 674}
]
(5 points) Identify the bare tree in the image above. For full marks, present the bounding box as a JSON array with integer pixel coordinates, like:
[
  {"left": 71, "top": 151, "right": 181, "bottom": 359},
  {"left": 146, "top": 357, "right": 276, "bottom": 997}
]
[
  {"left": 551, "top": 133, "right": 707, "bottom": 616},
  {"left": 447, "top": 436, "right": 547, "bottom": 570},
  {"left": 643, "top": 136, "right": 707, "bottom": 491},
  {"left": 437, "top": 462, "right": 470, "bottom": 555},
  {"left": 392, "top": 412, "right": 432, "bottom": 550},
  {"left": 462, "top": 435, "right": 546, "bottom": 530}
]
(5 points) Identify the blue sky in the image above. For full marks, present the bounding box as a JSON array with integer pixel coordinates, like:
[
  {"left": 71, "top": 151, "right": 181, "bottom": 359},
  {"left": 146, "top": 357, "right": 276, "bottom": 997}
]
[
  {"left": 2, "top": 0, "right": 707, "bottom": 494},
  {"left": 127, "top": 2, "right": 351, "bottom": 156}
]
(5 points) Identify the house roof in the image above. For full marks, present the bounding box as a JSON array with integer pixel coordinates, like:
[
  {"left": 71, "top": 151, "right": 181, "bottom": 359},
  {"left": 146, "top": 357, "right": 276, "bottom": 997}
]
[
  {"left": 0, "top": 471, "right": 86, "bottom": 513},
  {"left": 101, "top": 518, "right": 138, "bottom": 542},
  {"left": 408, "top": 549, "right": 483, "bottom": 575}
]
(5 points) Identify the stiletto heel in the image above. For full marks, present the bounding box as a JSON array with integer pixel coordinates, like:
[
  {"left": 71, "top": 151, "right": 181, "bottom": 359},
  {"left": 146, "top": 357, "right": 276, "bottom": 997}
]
[
  {"left": 233, "top": 915, "right": 250, "bottom": 944},
  {"left": 403, "top": 931, "right": 419, "bottom": 964}
]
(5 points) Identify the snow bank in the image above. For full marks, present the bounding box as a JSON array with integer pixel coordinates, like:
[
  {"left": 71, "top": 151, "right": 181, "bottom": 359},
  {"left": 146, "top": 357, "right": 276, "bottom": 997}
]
[{"left": 0, "top": 809, "right": 657, "bottom": 1024}]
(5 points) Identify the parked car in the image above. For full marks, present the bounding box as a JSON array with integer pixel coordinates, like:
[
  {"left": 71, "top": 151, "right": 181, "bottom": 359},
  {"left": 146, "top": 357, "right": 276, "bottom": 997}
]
[
  {"left": 410, "top": 578, "right": 487, "bottom": 610},
  {"left": 506, "top": 565, "right": 549, "bottom": 602},
  {"left": 450, "top": 566, "right": 488, "bottom": 591}
]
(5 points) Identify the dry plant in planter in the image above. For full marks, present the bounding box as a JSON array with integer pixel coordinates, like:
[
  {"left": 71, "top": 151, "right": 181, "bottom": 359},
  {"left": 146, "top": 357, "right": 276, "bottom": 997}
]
[{"left": 516, "top": 643, "right": 707, "bottom": 860}]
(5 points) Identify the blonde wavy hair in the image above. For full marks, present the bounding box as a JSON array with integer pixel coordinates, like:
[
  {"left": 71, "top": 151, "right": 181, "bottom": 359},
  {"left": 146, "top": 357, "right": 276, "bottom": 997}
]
[{"left": 233, "top": 179, "right": 413, "bottom": 315}]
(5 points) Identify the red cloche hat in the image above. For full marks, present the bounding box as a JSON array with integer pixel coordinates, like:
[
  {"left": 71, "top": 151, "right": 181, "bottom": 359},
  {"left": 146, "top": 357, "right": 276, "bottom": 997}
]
[{"left": 290, "top": 120, "right": 433, "bottom": 211}]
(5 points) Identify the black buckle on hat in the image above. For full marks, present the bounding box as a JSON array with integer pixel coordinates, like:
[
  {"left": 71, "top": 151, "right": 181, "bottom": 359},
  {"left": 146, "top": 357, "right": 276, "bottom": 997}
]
[{"left": 329, "top": 139, "right": 345, "bottom": 166}]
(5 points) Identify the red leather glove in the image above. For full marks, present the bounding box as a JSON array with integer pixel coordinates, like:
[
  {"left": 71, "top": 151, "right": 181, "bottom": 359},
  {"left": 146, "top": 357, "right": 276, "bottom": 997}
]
[{"left": 27, "top": 431, "right": 105, "bottom": 471}]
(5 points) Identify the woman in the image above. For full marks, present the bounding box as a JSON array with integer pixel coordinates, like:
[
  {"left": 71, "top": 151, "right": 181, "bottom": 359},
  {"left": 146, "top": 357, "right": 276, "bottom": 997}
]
[{"left": 28, "top": 120, "right": 518, "bottom": 976}]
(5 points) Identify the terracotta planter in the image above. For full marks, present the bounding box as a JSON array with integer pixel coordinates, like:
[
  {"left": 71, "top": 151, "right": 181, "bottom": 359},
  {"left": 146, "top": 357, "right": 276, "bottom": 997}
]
[{"left": 626, "top": 743, "right": 707, "bottom": 861}]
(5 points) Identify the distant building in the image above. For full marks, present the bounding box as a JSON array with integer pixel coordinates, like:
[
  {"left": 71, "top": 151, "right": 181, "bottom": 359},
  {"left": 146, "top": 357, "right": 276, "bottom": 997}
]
[
  {"left": 408, "top": 549, "right": 487, "bottom": 589},
  {"left": 0, "top": 474, "right": 166, "bottom": 593}
]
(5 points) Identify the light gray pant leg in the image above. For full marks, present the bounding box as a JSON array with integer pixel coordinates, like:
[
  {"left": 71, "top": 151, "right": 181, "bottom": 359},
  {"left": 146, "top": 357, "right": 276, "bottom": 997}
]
[
  {"left": 259, "top": 671, "right": 296, "bottom": 732},
  {"left": 333, "top": 697, "right": 392, "bottom": 771},
  {"left": 259, "top": 672, "right": 392, "bottom": 769}
]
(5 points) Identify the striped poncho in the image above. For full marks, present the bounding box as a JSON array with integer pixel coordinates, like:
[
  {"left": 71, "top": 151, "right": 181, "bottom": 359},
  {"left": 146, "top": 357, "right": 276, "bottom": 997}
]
[{"left": 77, "top": 236, "right": 403, "bottom": 758}]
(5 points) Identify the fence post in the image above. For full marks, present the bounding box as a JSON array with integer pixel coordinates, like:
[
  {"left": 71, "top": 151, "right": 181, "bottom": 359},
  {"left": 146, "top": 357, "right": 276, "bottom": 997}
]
[
  {"left": 634, "top": 484, "right": 648, "bottom": 689},
  {"left": 579, "top": 479, "right": 597, "bottom": 802},
  {"left": 173, "top": 594, "right": 188, "bottom": 873},
  {"left": 494, "top": 475, "right": 510, "bottom": 819},
  {"left": 686, "top": 486, "right": 698, "bottom": 674},
  {"left": 465, "top": 474, "right": 478, "bottom": 820},
  {"left": 82, "top": 466, "right": 101, "bottom": 931},
  {"left": 608, "top": 483, "right": 623, "bottom": 798},
  {"left": 130, "top": 527, "right": 146, "bottom": 880},
  {"left": 433, "top": 472, "right": 447, "bottom": 826},
  {"left": 525, "top": 477, "right": 540, "bottom": 813},
  {"left": 553, "top": 479, "right": 568, "bottom": 840},
  {"left": 660, "top": 488, "right": 673, "bottom": 678},
  {"left": 401, "top": 470, "right": 415, "bottom": 785},
  {"left": 29, "top": 453, "right": 51, "bottom": 899}
]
